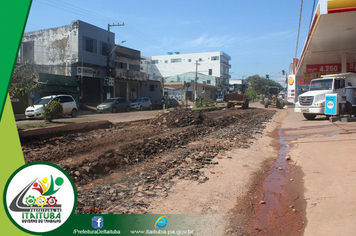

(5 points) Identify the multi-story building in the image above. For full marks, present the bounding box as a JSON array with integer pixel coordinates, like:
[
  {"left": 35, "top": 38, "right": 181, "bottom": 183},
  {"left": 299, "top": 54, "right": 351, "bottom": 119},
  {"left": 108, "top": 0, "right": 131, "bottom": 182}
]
[
  {"left": 148, "top": 51, "right": 231, "bottom": 97},
  {"left": 20, "top": 20, "right": 115, "bottom": 104},
  {"left": 18, "top": 20, "right": 155, "bottom": 107}
]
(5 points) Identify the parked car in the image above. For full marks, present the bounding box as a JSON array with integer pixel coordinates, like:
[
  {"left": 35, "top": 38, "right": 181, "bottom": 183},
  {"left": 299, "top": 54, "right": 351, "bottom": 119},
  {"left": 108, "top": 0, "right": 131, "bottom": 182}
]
[
  {"left": 130, "top": 97, "right": 153, "bottom": 111},
  {"left": 167, "top": 98, "right": 179, "bottom": 108},
  {"left": 216, "top": 96, "right": 224, "bottom": 103},
  {"left": 96, "top": 97, "right": 131, "bottom": 113},
  {"left": 25, "top": 94, "right": 78, "bottom": 119}
]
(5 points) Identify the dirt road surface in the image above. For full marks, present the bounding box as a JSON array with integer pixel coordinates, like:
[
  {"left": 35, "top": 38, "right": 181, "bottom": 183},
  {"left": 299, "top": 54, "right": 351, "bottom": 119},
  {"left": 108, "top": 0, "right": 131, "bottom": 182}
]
[{"left": 20, "top": 103, "right": 356, "bottom": 235}]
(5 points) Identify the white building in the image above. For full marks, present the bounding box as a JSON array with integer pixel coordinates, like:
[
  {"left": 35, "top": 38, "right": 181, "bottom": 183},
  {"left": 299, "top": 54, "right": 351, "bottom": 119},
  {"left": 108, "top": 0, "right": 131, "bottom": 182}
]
[{"left": 149, "top": 51, "right": 231, "bottom": 84}]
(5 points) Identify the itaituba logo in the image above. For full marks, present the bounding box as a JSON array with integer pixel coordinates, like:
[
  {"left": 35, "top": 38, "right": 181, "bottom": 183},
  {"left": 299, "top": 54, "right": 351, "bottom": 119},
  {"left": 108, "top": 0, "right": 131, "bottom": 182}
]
[{"left": 4, "top": 162, "right": 77, "bottom": 234}]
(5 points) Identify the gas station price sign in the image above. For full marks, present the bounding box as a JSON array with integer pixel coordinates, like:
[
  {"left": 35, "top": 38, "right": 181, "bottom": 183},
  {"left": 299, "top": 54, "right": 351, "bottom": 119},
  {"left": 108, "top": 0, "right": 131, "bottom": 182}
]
[{"left": 306, "top": 64, "right": 341, "bottom": 73}]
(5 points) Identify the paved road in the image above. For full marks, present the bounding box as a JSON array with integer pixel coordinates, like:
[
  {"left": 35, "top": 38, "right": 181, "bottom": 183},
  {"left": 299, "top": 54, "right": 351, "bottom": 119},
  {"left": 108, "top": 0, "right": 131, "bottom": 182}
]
[
  {"left": 16, "top": 109, "right": 160, "bottom": 124},
  {"left": 282, "top": 108, "right": 356, "bottom": 235}
]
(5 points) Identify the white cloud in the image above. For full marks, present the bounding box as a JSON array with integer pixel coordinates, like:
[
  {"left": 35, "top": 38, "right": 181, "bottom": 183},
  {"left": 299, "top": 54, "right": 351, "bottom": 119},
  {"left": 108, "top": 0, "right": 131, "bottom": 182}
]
[{"left": 184, "top": 34, "right": 237, "bottom": 49}]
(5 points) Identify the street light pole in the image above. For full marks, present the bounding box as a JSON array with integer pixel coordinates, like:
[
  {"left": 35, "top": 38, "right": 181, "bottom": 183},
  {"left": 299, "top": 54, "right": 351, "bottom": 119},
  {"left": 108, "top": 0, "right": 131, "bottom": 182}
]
[{"left": 194, "top": 60, "right": 200, "bottom": 100}]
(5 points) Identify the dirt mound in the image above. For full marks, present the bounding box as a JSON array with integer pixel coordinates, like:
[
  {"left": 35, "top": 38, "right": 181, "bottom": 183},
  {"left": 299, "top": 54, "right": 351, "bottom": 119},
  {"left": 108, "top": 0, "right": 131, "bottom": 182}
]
[{"left": 151, "top": 108, "right": 211, "bottom": 127}]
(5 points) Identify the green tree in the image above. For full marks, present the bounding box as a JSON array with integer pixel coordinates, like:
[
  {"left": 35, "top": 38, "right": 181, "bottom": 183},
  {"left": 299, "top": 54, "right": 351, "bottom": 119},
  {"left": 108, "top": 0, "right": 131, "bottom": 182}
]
[
  {"left": 246, "top": 90, "right": 258, "bottom": 102},
  {"left": 9, "top": 61, "right": 44, "bottom": 97},
  {"left": 246, "top": 74, "right": 283, "bottom": 95}
]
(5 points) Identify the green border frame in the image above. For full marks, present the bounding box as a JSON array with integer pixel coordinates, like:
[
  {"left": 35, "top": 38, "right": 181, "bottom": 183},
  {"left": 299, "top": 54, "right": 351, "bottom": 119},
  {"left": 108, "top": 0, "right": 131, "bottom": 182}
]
[{"left": 3, "top": 162, "right": 78, "bottom": 235}]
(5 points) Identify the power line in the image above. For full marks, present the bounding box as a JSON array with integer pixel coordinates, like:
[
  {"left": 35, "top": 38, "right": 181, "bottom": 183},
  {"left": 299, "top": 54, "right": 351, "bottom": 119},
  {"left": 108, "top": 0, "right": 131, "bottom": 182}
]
[
  {"left": 295, "top": 0, "right": 303, "bottom": 70},
  {"left": 33, "top": 0, "right": 174, "bottom": 53}
]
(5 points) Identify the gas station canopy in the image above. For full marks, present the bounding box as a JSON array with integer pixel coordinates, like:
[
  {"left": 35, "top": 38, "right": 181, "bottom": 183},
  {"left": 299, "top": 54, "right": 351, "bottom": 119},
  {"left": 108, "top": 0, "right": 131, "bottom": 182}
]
[{"left": 296, "top": 0, "right": 356, "bottom": 78}]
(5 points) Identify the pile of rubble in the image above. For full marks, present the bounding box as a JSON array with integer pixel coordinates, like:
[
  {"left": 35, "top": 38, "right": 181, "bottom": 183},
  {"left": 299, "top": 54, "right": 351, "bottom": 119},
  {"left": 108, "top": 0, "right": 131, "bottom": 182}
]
[{"left": 22, "top": 108, "right": 276, "bottom": 214}]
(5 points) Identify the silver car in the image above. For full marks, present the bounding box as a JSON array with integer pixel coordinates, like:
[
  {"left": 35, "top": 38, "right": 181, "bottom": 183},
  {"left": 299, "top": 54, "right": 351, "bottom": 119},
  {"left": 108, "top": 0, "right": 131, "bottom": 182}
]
[
  {"left": 130, "top": 97, "right": 153, "bottom": 111},
  {"left": 216, "top": 96, "right": 224, "bottom": 103}
]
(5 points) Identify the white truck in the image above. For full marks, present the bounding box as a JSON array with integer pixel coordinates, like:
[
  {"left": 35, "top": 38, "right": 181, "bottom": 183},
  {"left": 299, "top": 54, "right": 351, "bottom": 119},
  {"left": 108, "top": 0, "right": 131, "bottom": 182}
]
[{"left": 294, "top": 73, "right": 356, "bottom": 120}]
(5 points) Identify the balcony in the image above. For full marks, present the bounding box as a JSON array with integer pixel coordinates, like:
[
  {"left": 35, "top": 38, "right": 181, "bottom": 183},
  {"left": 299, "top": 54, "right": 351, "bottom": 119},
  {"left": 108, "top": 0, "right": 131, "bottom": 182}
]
[
  {"left": 115, "top": 68, "right": 146, "bottom": 81},
  {"left": 220, "top": 59, "right": 231, "bottom": 68}
]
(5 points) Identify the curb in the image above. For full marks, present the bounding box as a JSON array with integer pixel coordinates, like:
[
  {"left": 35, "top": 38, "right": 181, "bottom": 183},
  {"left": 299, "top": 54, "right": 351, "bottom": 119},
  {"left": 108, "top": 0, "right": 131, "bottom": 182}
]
[{"left": 18, "top": 120, "right": 110, "bottom": 138}]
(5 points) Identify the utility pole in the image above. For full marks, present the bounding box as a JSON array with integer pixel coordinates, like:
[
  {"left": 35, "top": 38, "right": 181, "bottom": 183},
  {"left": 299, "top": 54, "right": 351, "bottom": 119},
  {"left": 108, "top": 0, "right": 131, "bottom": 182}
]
[
  {"left": 105, "top": 23, "right": 124, "bottom": 101},
  {"left": 107, "top": 23, "right": 124, "bottom": 74},
  {"left": 194, "top": 60, "right": 200, "bottom": 100}
]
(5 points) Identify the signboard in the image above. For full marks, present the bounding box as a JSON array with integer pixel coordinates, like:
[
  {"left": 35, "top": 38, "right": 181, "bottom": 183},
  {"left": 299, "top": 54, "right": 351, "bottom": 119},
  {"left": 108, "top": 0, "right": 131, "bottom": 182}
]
[
  {"left": 306, "top": 63, "right": 355, "bottom": 74},
  {"left": 104, "top": 77, "right": 114, "bottom": 86},
  {"left": 325, "top": 94, "right": 338, "bottom": 115},
  {"left": 287, "top": 75, "right": 296, "bottom": 103},
  {"left": 77, "top": 67, "right": 100, "bottom": 78}
]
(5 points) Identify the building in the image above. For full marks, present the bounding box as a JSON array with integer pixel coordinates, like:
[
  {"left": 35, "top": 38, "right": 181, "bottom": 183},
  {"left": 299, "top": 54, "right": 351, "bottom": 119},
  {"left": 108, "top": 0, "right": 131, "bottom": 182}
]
[
  {"left": 146, "top": 51, "right": 231, "bottom": 99},
  {"left": 20, "top": 20, "right": 115, "bottom": 105},
  {"left": 113, "top": 45, "right": 148, "bottom": 101},
  {"left": 165, "top": 72, "right": 220, "bottom": 101},
  {"left": 295, "top": 0, "right": 356, "bottom": 102},
  {"left": 17, "top": 20, "right": 158, "bottom": 108}
]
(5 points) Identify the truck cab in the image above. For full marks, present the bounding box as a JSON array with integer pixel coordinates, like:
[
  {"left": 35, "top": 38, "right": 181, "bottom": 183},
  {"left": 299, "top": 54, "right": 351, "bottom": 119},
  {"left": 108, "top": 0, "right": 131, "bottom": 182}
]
[{"left": 294, "top": 73, "right": 356, "bottom": 120}]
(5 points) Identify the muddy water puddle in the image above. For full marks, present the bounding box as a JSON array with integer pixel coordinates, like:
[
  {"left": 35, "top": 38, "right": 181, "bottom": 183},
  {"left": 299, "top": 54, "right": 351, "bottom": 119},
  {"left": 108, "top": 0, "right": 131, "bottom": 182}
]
[{"left": 247, "top": 129, "right": 305, "bottom": 235}]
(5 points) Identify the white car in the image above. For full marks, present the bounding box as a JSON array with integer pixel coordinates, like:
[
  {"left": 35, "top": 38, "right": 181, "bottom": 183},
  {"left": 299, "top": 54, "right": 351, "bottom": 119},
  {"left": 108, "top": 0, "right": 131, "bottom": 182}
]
[{"left": 25, "top": 95, "right": 78, "bottom": 119}]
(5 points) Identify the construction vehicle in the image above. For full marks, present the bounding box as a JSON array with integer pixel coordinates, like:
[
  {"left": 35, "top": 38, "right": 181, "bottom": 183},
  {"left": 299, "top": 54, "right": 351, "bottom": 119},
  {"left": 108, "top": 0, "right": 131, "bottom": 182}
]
[
  {"left": 223, "top": 86, "right": 249, "bottom": 109},
  {"left": 261, "top": 86, "right": 284, "bottom": 109}
]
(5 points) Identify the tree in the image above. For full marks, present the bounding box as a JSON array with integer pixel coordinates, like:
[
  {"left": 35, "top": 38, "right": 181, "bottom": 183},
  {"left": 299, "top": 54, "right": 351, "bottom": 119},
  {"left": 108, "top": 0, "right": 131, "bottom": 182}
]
[
  {"left": 246, "top": 74, "right": 283, "bottom": 95},
  {"left": 246, "top": 90, "right": 258, "bottom": 102},
  {"left": 8, "top": 61, "right": 44, "bottom": 97}
]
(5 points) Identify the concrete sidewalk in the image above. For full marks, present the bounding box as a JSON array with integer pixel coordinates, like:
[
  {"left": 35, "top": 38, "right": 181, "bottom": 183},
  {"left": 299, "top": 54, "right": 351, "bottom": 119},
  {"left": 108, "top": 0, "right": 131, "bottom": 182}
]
[{"left": 282, "top": 109, "right": 356, "bottom": 236}]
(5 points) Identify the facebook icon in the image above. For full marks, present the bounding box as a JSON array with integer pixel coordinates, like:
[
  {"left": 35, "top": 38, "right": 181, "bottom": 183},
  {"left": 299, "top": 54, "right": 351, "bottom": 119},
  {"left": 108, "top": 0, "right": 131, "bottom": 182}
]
[{"left": 92, "top": 216, "right": 104, "bottom": 229}]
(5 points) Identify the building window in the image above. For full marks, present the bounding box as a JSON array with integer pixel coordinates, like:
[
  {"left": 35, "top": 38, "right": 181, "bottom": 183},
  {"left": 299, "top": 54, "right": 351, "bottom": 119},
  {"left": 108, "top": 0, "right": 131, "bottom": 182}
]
[
  {"left": 165, "top": 60, "right": 168, "bottom": 63},
  {"left": 129, "top": 64, "right": 140, "bottom": 72},
  {"left": 152, "top": 60, "right": 158, "bottom": 64},
  {"left": 150, "top": 84, "right": 155, "bottom": 92},
  {"left": 207, "top": 80, "right": 211, "bottom": 84},
  {"left": 100, "top": 42, "right": 109, "bottom": 56},
  {"left": 83, "top": 36, "right": 97, "bottom": 53},
  {"left": 199, "top": 58, "right": 202, "bottom": 61},
  {"left": 211, "top": 56, "right": 219, "bottom": 61},
  {"left": 209, "top": 69, "right": 212, "bottom": 75},
  {"left": 171, "top": 58, "right": 182, "bottom": 63},
  {"left": 188, "top": 59, "right": 191, "bottom": 62}
]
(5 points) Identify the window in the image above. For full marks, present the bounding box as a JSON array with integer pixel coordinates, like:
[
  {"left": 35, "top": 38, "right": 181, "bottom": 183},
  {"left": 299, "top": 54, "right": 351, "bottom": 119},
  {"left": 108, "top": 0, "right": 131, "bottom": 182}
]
[
  {"left": 188, "top": 59, "right": 192, "bottom": 62},
  {"left": 129, "top": 64, "right": 140, "bottom": 72},
  {"left": 55, "top": 95, "right": 73, "bottom": 103},
  {"left": 171, "top": 58, "right": 182, "bottom": 63},
  {"left": 152, "top": 60, "right": 158, "bottom": 64},
  {"left": 83, "top": 36, "right": 97, "bottom": 53},
  {"left": 208, "top": 69, "right": 212, "bottom": 75},
  {"left": 335, "top": 79, "right": 345, "bottom": 89},
  {"left": 165, "top": 60, "right": 168, "bottom": 63},
  {"left": 150, "top": 85, "right": 155, "bottom": 92},
  {"left": 207, "top": 80, "right": 211, "bottom": 84},
  {"left": 100, "top": 42, "right": 109, "bottom": 56},
  {"left": 199, "top": 58, "right": 202, "bottom": 61},
  {"left": 211, "top": 56, "right": 219, "bottom": 61}
]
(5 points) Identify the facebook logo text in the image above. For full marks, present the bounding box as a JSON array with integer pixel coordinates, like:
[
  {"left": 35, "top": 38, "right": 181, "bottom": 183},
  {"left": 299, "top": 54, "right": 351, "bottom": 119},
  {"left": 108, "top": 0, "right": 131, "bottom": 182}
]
[{"left": 92, "top": 216, "right": 104, "bottom": 229}]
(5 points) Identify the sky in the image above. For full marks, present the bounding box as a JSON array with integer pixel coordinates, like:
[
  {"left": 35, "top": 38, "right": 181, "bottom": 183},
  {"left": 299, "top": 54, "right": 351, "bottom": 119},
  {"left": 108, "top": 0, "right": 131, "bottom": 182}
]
[{"left": 24, "top": 0, "right": 317, "bottom": 85}]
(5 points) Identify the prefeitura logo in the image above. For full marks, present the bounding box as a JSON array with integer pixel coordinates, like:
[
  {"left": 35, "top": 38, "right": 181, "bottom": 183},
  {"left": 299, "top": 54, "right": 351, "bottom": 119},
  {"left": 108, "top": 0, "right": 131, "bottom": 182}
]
[{"left": 4, "top": 162, "right": 77, "bottom": 234}]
